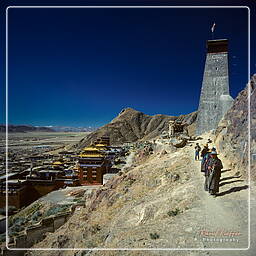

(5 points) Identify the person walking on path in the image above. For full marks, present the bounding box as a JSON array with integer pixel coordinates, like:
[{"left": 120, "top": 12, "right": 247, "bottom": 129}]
[
  {"left": 201, "top": 144, "right": 209, "bottom": 159},
  {"left": 202, "top": 147, "right": 216, "bottom": 171},
  {"left": 194, "top": 143, "right": 201, "bottom": 161},
  {"left": 204, "top": 147, "right": 216, "bottom": 190},
  {"left": 205, "top": 150, "right": 223, "bottom": 196},
  {"left": 200, "top": 144, "right": 209, "bottom": 172}
]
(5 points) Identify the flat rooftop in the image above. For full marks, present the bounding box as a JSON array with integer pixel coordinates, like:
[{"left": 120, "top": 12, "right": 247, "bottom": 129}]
[
  {"left": 5, "top": 179, "right": 27, "bottom": 184},
  {"left": 207, "top": 39, "right": 228, "bottom": 42}
]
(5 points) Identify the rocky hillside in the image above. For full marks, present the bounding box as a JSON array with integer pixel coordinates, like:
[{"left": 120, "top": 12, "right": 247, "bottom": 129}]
[
  {"left": 26, "top": 133, "right": 252, "bottom": 255},
  {"left": 215, "top": 74, "right": 256, "bottom": 180},
  {"left": 28, "top": 143, "right": 202, "bottom": 254},
  {"left": 77, "top": 108, "right": 197, "bottom": 147}
]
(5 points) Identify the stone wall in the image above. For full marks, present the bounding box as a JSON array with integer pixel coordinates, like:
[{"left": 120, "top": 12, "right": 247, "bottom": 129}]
[
  {"left": 1, "top": 206, "right": 78, "bottom": 256},
  {"left": 0, "top": 186, "right": 28, "bottom": 209},
  {"left": 196, "top": 40, "right": 234, "bottom": 135},
  {"left": 0, "top": 218, "right": 6, "bottom": 234},
  {"left": 0, "top": 183, "right": 56, "bottom": 210}
]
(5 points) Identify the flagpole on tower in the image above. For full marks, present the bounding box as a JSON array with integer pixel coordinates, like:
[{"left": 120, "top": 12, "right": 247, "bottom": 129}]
[{"left": 211, "top": 22, "right": 216, "bottom": 40}]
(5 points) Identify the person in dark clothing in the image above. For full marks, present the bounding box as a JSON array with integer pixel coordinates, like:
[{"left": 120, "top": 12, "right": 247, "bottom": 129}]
[
  {"left": 200, "top": 144, "right": 209, "bottom": 172},
  {"left": 203, "top": 147, "right": 216, "bottom": 166},
  {"left": 204, "top": 147, "right": 216, "bottom": 190},
  {"left": 205, "top": 150, "right": 223, "bottom": 196},
  {"left": 201, "top": 144, "right": 209, "bottom": 158},
  {"left": 194, "top": 143, "right": 201, "bottom": 161},
  {"left": 202, "top": 148, "right": 212, "bottom": 174}
]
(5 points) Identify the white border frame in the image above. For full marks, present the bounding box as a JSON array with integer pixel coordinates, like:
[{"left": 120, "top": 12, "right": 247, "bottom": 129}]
[{"left": 5, "top": 5, "right": 251, "bottom": 251}]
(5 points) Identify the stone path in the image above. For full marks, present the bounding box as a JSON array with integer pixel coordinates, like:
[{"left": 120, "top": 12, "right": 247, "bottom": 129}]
[{"left": 187, "top": 134, "right": 256, "bottom": 255}]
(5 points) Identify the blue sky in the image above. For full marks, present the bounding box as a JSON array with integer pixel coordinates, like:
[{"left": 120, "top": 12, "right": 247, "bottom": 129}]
[{"left": 0, "top": 0, "right": 255, "bottom": 127}]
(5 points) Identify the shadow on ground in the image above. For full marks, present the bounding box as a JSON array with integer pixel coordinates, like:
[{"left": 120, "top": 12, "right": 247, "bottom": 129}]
[
  {"left": 221, "top": 169, "right": 232, "bottom": 174},
  {"left": 220, "top": 175, "right": 242, "bottom": 182},
  {"left": 217, "top": 185, "right": 249, "bottom": 197},
  {"left": 219, "top": 179, "right": 244, "bottom": 187}
]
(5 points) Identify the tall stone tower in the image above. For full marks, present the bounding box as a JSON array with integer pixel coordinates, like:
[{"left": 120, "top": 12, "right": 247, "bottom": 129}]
[{"left": 196, "top": 39, "right": 234, "bottom": 135}]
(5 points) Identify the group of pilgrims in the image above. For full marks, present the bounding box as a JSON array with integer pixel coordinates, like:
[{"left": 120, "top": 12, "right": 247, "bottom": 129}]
[{"left": 194, "top": 140, "right": 223, "bottom": 197}]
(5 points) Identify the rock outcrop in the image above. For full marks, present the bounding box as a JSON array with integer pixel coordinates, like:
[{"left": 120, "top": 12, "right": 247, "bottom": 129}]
[
  {"left": 170, "top": 137, "right": 187, "bottom": 148},
  {"left": 77, "top": 108, "right": 197, "bottom": 147},
  {"left": 215, "top": 74, "right": 256, "bottom": 180}
]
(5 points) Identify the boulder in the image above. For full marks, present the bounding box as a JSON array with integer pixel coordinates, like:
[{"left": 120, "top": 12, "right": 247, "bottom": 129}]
[{"left": 170, "top": 138, "right": 187, "bottom": 148}]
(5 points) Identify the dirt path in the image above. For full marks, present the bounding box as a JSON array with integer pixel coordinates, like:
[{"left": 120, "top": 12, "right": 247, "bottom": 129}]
[{"left": 187, "top": 134, "right": 255, "bottom": 255}]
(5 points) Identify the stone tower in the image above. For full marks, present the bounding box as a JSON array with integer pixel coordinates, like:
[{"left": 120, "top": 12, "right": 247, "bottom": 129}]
[{"left": 196, "top": 39, "right": 234, "bottom": 135}]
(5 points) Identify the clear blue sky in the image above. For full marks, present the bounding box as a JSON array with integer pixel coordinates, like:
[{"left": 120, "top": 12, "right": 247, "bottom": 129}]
[{"left": 0, "top": 0, "right": 255, "bottom": 127}]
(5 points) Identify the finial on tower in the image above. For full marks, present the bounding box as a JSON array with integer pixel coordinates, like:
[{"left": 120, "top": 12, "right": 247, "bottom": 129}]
[{"left": 211, "top": 22, "right": 216, "bottom": 39}]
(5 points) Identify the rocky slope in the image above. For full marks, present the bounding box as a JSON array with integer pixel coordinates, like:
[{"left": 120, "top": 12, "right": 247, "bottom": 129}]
[
  {"left": 28, "top": 143, "right": 201, "bottom": 254},
  {"left": 26, "top": 134, "right": 253, "bottom": 256},
  {"left": 77, "top": 108, "right": 197, "bottom": 147},
  {"left": 215, "top": 74, "right": 256, "bottom": 180}
]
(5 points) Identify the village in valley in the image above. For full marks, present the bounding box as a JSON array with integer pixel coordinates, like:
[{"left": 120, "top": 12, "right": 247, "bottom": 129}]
[{"left": 0, "top": 117, "right": 192, "bottom": 215}]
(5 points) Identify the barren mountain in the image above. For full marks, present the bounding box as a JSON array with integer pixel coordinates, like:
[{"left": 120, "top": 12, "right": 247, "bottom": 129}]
[
  {"left": 77, "top": 108, "right": 197, "bottom": 148},
  {"left": 215, "top": 74, "right": 256, "bottom": 180}
]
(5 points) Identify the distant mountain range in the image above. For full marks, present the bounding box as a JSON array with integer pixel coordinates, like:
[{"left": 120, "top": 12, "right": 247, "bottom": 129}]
[
  {"left": 0, "top": 125, "right": 97, "bottom": 133},
  {"left": 0, "top": 125, "right": 54, "bottom": 133}
]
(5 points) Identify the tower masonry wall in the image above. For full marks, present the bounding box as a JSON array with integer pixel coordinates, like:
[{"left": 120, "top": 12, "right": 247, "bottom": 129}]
[{"left": 196, "top": 49, "right": 234, "bottom": 135}]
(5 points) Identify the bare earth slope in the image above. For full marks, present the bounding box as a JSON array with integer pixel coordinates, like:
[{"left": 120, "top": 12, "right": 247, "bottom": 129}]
[
  {"left": 28, "top": 133, "right": 255, "bottom": 256},
  {"left": 77, "top": 108, "right": 197, "bottom": 147}
]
